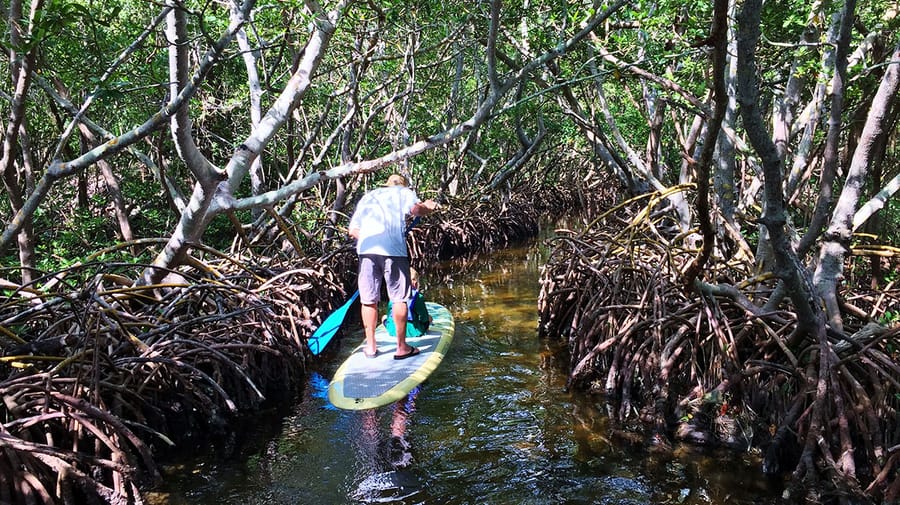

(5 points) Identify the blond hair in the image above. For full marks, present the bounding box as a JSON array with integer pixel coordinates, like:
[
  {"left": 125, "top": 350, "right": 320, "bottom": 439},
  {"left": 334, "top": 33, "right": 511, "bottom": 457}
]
[{"left": 385, "top": 173, "right": 408, "bottom": 187}]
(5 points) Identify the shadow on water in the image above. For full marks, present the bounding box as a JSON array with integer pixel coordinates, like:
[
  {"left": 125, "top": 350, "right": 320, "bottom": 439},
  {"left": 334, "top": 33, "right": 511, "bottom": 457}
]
[{"left": 148, "top": 236, "right": 785, "bottom": 505}]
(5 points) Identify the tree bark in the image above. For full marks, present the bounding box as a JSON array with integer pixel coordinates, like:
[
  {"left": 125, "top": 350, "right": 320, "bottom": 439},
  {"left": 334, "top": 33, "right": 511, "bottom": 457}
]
[
  {"left": 714, "top": 0, "right": 738, "bottom": 225},
  {"left": 592, "top": 44, "right": 693, "bottom": 230},
  {"left": 167, "top": 3, "right": 220, "bottom": 187},
  {"left": 814, "top": 42, "right": 900, "bottom": 333},
  {"left": 488, "top": 113, "right": 547, "bottom": 191},
  {"left": 683, "top": 0, "right": 728, "bottom": 289},
  {"left": 13, "top": 125, "right": 37, "bottom": 284},
  {"left": 233, "top": 4, "right": 265, "bottom": 221},
  {"left": 736, "top": 0, "right": 821, "bottom": 336},
  {"left": 777, "top": 1, "right": 822, "bottom": 177},
  {"left": 796, "top": 0, "right": 854, "bottom": 258},
  {"left": 0, "top": 0, "right": 42, "bottom": 283},
  {"left": 39, "top": 74, "right": 187, "bottom": 212}
]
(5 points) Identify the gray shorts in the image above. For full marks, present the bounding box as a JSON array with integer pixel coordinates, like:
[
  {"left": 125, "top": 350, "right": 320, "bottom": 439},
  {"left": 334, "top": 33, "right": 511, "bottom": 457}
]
[{"left": 358, "top": 255, "right": 411, "bottom": 305}]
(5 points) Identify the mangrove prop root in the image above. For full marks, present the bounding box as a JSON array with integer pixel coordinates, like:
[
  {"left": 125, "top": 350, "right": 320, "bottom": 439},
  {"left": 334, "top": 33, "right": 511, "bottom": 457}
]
[
  {"left": 538, "top": 192, "right": 900, "bottom": 504},
  {"left": 0, "top": 253, "right": 345, "bottom": 504}
]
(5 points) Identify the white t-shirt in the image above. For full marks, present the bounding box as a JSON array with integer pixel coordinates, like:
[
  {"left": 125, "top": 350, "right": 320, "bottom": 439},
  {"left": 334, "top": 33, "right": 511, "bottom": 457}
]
[{"left": 349, "top": 186, "right": 420, "bottom": 256}]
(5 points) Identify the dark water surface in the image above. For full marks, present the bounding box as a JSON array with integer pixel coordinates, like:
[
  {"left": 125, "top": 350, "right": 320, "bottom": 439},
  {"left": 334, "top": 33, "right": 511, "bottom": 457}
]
[{"left": 149, "top": 240, "right": 784, "bottom": 505}]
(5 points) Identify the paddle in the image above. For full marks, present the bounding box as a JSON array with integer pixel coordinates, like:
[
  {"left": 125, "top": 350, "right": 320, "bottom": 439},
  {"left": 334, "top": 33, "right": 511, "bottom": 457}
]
[
  {"left": 307, "top": 290, "right": 359, "bottom": 355},
  {"left": 307, "top": 215, "right": 424, "bottom": 355}
]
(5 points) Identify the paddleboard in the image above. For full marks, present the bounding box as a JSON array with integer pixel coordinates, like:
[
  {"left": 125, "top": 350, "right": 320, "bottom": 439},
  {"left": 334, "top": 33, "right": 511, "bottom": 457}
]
[{"left": 328, "top": 302, "right": 454, "bottom": 410}]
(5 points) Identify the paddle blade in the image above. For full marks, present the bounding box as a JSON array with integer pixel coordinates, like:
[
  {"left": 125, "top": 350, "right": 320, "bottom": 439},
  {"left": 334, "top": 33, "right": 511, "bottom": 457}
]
[{"left": 308, "top": 291, "right": 359, "bottom": 355}]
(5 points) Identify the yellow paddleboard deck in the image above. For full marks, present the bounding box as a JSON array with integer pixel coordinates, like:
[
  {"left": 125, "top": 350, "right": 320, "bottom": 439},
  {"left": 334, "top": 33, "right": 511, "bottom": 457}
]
[{"left": 328, "top": 302, "right": 455, "bottom": 410}]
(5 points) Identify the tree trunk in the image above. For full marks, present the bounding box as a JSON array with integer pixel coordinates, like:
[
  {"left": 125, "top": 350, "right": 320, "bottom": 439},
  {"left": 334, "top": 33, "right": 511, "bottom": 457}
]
[
  {"left": 326, "top": 28, "right": 369, "bottom": 241},
  {"left": 682, "top": 0, "right": 729, "bottom": 288},
  {"left": 736, "top": 0, "right": 821, "bottom": 335},
  {"left": 548, "top": 52, "right": 633, "bottom": 193},
  {"left": 167, "top": 3, "right": 220, "bottom": 186},
  {"left": 814, "top": 42, "right": 900, "bottom": 332},
  {"left": 595, "top": 54, "right": 693, "bottom": 228},
  {"left": 0, "top": 0, "right": 41, "bottom": 284},
  {"left": 778, "top": 1, "right": 822, "bottom": 181},
  {"left": 144, "top": 0, "right": 346, "bottom": 283},
  {"left": 13, "top": 125, "right": 36, "bottom": 284},
  {"left": 233, "top": 4, "right": 265, "bottom": 221},
  {"left": 714, "top": 0, "right": 737, "bottom": 225},
  {"left": 75, "top": 140, "right": 89, "bottom": 210},
  {"left": 796, "top": 1, "right": 854, "bottom": 258},
  {"left": 488, "top": 113, "right": 547, "bottom": 191}
]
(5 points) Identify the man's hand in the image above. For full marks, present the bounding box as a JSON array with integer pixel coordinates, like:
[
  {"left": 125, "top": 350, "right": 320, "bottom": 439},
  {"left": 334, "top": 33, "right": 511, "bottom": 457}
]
[{"left": 412, "top": 199, "right": 439, "bottom": 216}]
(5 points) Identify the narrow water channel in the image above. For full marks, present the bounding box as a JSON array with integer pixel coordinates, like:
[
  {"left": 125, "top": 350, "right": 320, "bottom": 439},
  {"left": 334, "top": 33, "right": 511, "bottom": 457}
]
[{"left": 150, "top": 238, "right": 784, "bottom": 505}]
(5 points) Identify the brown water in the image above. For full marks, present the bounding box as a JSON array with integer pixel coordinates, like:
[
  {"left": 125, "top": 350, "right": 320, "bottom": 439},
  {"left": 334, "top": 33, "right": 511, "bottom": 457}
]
[{"left": 149, "top": 239, "right": 784, "bottom": 504}]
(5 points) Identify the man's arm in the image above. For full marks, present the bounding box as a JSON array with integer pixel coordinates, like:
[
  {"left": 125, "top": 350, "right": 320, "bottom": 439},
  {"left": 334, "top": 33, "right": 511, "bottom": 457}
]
[
  {"left": 411, "top": 199, "right": 439, "bottom": 216},
  {"left": 348, "top": 206, "right": 362, "bottom": 239}
]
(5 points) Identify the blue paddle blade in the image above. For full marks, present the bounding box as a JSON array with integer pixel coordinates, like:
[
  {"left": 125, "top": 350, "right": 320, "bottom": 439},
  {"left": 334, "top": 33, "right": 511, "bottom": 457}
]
[{"left": 308, "top": 290, "right": 359, "bottom": 355}]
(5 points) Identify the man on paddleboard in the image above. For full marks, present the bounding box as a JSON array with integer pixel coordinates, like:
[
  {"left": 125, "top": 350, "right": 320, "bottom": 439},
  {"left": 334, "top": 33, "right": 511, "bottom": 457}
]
[{"left": 348, "top": 173, "right": 438, "bottom": 360}]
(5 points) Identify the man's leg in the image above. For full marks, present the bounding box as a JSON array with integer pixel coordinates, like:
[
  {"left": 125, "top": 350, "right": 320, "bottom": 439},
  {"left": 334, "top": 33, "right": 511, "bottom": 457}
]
[
  {"left": 361, "top": 302, "right": 379, "bottom": 355},
  {"left": 357, "top": 255, "right": 382, "bottom": 356},
  {"left": 391, "top": 300, "right": 412, "bottom": 355},
  {"left": 384, "top": 256, "right": 414, "bottom": 356}
]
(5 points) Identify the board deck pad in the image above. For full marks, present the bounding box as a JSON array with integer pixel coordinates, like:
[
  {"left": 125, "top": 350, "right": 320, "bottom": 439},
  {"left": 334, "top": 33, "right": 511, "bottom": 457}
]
[{"left": 328, "top": 302, "right": 454, "bottom": 410}]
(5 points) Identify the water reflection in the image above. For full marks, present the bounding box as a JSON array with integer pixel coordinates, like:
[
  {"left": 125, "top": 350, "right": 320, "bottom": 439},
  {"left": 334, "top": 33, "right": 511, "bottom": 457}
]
[
  {"left": 351, "top": 390, "right": 422, "bottom": 503},
  {"left": 150, "top": 238, "right": 783, "bottom": 505}
]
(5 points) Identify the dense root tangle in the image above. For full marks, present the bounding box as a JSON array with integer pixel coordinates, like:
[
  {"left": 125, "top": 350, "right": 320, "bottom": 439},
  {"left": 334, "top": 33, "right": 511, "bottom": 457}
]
[
  {"left": 0, "top": 241, "right": 352, "bottom": 505},
  {"left": 538, "top": 189, "right": 900, "bottom": 504},
  {"left": 407, "top": 178, "right": 588, "bottom": 264}
]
